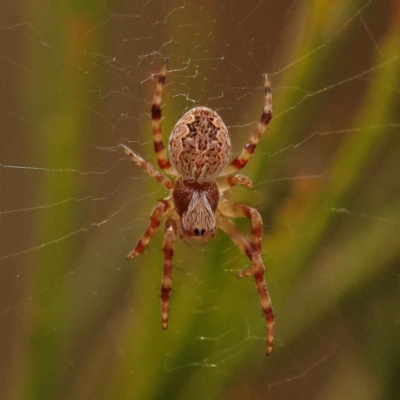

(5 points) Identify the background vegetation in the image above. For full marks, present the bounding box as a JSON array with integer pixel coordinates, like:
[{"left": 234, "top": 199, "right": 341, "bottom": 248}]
[{"left": 1, "top": 0, "right": 399, "bottom": 399}]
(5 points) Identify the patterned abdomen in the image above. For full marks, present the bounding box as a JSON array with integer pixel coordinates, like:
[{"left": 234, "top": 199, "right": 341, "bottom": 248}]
[{"left": 168, "top": 107, "right": 231, "bottom": 181}]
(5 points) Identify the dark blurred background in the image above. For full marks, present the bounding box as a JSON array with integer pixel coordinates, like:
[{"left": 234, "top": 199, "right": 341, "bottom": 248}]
[{"left": 1, "top": 0, "right": 400, "bottom": 399}]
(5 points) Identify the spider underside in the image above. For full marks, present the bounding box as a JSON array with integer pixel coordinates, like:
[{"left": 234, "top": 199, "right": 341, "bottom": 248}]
[{"left": 121, "top": 61, "right": 275, "bottom": 355}]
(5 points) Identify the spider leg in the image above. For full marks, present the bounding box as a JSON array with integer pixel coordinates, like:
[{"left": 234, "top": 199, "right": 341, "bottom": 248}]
[
  {"left": 216, "top": 211, "right": 274, "bottom": 355},
  {"left": 217, "top": 174, "right": 254, "bottom": 192},
  {"left": 120, "top": 144, "right": 174, "bottom": 190},
  {"left": 127, "top": 197, "right": 172, "bottom": 259},
  {"left": 152, "top": 60, "right": 178, "bottom": 176},
  {"left": 219, "top": 200, "right": 263, "bottom": 252},
  {"left": 221, "top": 74, "right": 272, "bottom": 176},
  {"left": 161, "top": 216, "right": 178, "bottom": 329}
]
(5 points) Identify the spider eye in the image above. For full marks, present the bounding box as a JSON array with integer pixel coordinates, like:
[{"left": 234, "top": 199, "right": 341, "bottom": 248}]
[
  {"left": 194, "top": 228, "right": 200, "bottom": 236},
  {"left": 200, "top": 229, "right": 205, "bottom": 236}
]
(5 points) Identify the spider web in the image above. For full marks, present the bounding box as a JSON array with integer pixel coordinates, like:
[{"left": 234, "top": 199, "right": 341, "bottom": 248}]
[{"left": 1, "top": 0, "right": 400, "bottom": 399}]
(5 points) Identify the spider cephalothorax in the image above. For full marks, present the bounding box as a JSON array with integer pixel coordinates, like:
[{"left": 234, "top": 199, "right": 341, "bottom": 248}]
[
  {"left": 121, "top": 61, "right": 275, "bottom": 354},
  {"left": 173, "top": 178, "right": 219, "bottom": 240}
]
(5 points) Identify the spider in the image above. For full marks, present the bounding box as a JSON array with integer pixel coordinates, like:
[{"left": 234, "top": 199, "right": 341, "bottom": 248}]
[{"left": 121, "top": 61, "right": 274, "bottom": 355}]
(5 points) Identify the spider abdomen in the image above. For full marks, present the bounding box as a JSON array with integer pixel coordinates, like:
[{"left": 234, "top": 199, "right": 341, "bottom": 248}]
[{"left": 168, "top": 107, "right": 231, "bottom": 180}]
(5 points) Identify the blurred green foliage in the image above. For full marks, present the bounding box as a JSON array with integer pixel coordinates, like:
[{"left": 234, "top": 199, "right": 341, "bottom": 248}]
[{"left": 2, "top": 0, "right": 400, "bottom": 399}]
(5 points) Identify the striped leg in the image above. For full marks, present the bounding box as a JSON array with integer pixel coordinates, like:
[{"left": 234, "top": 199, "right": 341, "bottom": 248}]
[
  {"left": 219, "top": 201, "right": 263, "bottom": 252},
  {"left": 127, "top": 198, "right": 172, "bottom": 259},
  {"left": 216, "top": 212, "right": 274, "bottom": 355},
  {"left": 217, "top": 174, "right": 254, "bottom": 192},
  {"left": 120, "top": 144, "right": 174, "bottom": 190},
  {"left": 151, "top": 60, "right": 177, "bottom": 175},
  {"left": 222, "top": 74, "right": 272, "bottom": 176},
  {"left": 161, "top": 217, "right": 178, "bottom": 329}
]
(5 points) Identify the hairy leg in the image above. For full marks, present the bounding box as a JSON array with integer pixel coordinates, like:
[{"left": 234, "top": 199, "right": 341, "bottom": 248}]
[
  {"left": 219, "top": 200, "right": 263, "bottom": 252},
  {"left": 120, "top": 144, "right": 174, "bottom": 190},
  {"left": 216, "top": 212, "right": 274, "bottom": 355},
  {"left": 222, "top": 74, "right": 272, "bottom": 176},
  {"left": 217, "top": 174, "right": 254, "bottom": 192},
  {"left": 161, "top": 217, "right": 178, "bottom": 329},
  {"left": 151, "top": 60, "right": 177, "bottom": 175},
  {"left": 127, "top": 198, "right": 172, "bottom": 259}
]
